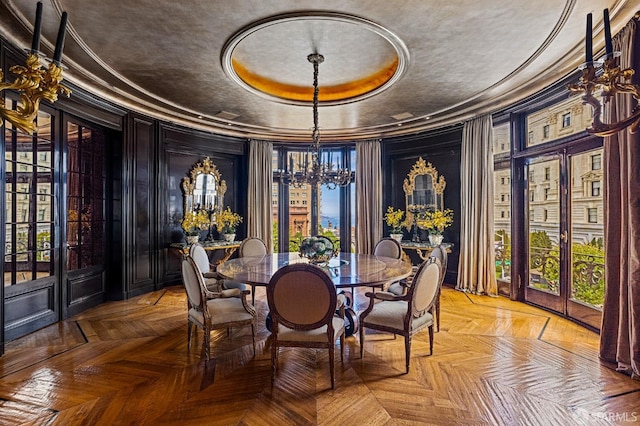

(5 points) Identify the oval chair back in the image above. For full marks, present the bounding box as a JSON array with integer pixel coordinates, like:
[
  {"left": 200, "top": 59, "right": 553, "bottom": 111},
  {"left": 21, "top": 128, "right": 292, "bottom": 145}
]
[
  {"left": 239, "top": 237, "right": 268, "bottom": 257},
  {"left": 409, "top": 259, "right": 441, "bottom": 317},
  {"left": 182, "top": 257, "right": 205, "bottom": 310},
  {"left": 189, "top": 243, "right": 211, "bottom": 275},
  {"left": 428, "top": 245, "right": 448, "bottom": 331},
  {"left": 373, "top": 237, "right": 402, "bottom": 259}
]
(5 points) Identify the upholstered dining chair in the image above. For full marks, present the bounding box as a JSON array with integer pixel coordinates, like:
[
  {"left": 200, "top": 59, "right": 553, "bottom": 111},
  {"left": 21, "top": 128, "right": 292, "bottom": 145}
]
[
  {"left": 359, "top": 258, "right": 441, "bottom": 373},
  {"left": 387, "top": 245, "right": 447, "bottom": 332},
  {"left": 181, "top": 256, "right": 257, "bottom": 361},
  {"left": 238, "top": 237, "right": 268, "bottom": 304},
  {"left": 267, "top": 263, "right": 345, "bottom": 389}
]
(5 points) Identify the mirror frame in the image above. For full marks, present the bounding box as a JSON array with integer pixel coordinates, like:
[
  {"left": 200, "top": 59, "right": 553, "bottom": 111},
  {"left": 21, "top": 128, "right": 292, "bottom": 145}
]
[
  {"left": 181, "top": 157, "right": 227, "bottom": 214},
  {"left": 403, "top": 157, "right": 446, "bottom": 227}
]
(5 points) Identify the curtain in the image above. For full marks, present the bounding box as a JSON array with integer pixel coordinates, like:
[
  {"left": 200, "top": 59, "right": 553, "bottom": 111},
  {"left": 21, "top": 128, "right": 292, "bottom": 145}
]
[
  {"left": 456, "top": 114, "right": 497, "bottom": 295},
  {"left": 600, "top": 17, "right": 640, "bottom": 379},
  {"left": 247, "top": 139, "right": 273, "bottom": 253},
  {"left": 355, "top": 140, "right": 382, "bottom": 254}
]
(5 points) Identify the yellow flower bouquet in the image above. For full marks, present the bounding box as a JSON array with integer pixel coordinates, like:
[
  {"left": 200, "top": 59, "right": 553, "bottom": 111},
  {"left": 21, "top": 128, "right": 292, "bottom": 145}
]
[
  {"left": 418, "top": 208, "right": 454, "bottom": 235},
  {"left": 384, "top": 206, "right": 405, "bottom": 234},
  {"left": 182, "top": 210, "right": 210, "bottom": 236},
  {"left": 216, "top": 207, "right": 243, "bottom": 234}
]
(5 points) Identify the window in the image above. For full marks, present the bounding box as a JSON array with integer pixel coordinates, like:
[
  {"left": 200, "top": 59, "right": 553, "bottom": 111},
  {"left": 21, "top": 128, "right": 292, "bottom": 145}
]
[
  {"left": 591, "top": 181, "right": 601, "bottom": 197},
  {"left": 543, "top": 209, "right": 548, "bottom": 221},
  {"left": 5, "top": 110, "right": 55, "bottom": 285},
  {"left": 591, "top": 154, "right": 601, "bottom": 170},
  {"left": 543, "top": 125, "right": 550, "bottom": 139},
  {"left": 528, "top": 131, "right": 534, "bottom": 143},
  {"left": 530, "top": 191, "right": 535, "bottom": 202},
  {"left": 562, "top": 112, "right": 571, "bottom": 128},
  {"left": 501, "top": 194, "right": 506, "bottom": 202},
  {"left": 587, "top": 207, "right": 598, "bottom": 223},
  {"left": 501, "top": 211, "right": 506, "bottom": 218},
  {"left": 273, "top": 147, "right": 355, "bottom": 253},
  {"left": 544, "top": 167, "right": 551, "bottom": 181},
  {"left": 544, "top": 188, "right": 550, "bottom": 200}
]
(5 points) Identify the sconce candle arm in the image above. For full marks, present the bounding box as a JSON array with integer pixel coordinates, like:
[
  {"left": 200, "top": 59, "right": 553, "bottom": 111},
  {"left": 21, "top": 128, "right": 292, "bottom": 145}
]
[{"left": 0, "top": 5, "right": 70, "bottom": 134}]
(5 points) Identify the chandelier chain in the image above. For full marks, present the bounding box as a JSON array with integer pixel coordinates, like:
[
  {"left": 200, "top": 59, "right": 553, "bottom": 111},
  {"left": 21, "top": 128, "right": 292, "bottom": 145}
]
[{"left": 276, "top": 53, "right": 352, "bottom": 189}]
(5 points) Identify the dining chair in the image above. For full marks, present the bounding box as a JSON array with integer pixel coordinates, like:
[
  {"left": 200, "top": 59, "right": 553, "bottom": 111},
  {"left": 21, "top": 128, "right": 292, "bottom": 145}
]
[
  {"left": 238, "top": 236, "right": 268, "bottom": 304},
  {"left": 267, "top": 263, "right": 345, "bottom": 389},
  {"left": 359, "top": 258, "right": 440, "bottom": 373},
  {"left": 181, "top": 256, "right": 257, "bottom": 361}
]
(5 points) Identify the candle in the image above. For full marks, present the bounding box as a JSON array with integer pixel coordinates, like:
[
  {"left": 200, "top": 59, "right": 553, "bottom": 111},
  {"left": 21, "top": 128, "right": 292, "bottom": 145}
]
[
  {"left": 52, "top": 11, "right": 68, "bottom": 65},
  {"left": 603, "top": 9, "right": 613, "bottom": 58},
  {"left": 585, "top": 13, "right": 593, "bottom": 64},
  {"left": 31, "top": 2, "right": 43, "bottom": 53}
]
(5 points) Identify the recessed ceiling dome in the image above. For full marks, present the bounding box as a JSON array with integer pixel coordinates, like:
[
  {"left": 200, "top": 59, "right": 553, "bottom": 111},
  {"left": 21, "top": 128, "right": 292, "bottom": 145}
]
[{"left": 221, "top": 12, "right": 410, "bottom": 106}]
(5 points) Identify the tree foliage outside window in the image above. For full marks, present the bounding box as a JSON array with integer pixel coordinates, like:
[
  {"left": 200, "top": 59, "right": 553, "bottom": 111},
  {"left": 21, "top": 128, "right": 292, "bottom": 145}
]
[{"left": 528, "top": 230, "right": 604, "bottom": 308}]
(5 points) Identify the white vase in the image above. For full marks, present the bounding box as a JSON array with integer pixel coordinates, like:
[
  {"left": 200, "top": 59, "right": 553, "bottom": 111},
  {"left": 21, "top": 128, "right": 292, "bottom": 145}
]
[
  {"left": 428, "top": 234, "right": 443, "bottom": 246},
  {"left": 186, "top": 235, "right": 199, "bottom": 245},
  {"left": 390, "top": 233, "right": 403, "bottom": 242},
  {"left": 223, "top": 233, "right": 236, "bottom": 242}
]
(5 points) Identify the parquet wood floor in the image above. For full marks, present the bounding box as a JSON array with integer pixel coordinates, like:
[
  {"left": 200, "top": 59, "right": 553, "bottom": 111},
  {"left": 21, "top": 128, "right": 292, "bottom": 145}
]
[{"left": 1, "top": 285, "right": 639, "bottom": 425}]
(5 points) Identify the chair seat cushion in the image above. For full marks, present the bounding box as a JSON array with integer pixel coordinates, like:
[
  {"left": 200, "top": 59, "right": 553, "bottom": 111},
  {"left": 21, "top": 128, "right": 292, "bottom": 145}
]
[
  {"left": 363, "top": 300, "right": 433, "bottom": 331},
  {"left": 275, "top": 316, "right": 345, "bottom": 343},
  {"left": 189, "top": 297, "right": 254, "bottom": 327}
]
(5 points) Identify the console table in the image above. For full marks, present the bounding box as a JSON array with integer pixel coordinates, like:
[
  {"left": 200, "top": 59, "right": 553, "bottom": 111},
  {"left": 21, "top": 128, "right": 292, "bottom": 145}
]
[
  {"left": 170, "top": 241, "right": 241, "bottom": 265},
  {"left": 400, "top": 241, "right": 453, "bottom": 262}
]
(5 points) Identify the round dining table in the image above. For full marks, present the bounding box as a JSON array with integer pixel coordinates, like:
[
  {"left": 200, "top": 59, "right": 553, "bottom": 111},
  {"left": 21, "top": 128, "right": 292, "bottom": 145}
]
[{"left": 217, "top": 252, "right": 413, "bottom": 305}]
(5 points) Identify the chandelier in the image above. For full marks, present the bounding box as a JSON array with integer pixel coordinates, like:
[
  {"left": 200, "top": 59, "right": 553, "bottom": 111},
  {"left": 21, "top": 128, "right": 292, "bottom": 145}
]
[
  {"left": 0, "top": 2, "right": 71, "bottom": 134},
  {"left": 567, "top": 9, "right": 640, "bottom": 137},
  {"left": 276, "top": 53, "right": 353, "bottom": 189}
]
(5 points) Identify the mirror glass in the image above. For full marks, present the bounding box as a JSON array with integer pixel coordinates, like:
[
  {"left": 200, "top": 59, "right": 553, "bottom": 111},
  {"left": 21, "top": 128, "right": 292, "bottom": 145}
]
[
  {"left": 182, "top": 157, "right": 226, "bottom": 215},
  {"left": 403, "top": 156, "right": 446, "bottom": 224}
]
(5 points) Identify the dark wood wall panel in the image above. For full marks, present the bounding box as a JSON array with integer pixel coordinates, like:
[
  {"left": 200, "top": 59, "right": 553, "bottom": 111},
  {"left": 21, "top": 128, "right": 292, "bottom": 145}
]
[
  {"left": 3, "top": 283, "right": 57, "bottom": 341},
  {"left": 159, "top": 124, "right": 247, "bottom": 285},
  {"left": 128, "top": 116, "right": 157, "bottom": 296},
  {"left": 66, "top": 271, "right": 105, "bottom": 317},
  {"left": 383, "top": 126, "right": 463, "bottom": 285}
]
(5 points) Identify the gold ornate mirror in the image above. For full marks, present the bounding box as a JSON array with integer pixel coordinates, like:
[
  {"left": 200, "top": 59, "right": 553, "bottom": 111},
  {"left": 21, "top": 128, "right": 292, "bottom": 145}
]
[
  {"left": 403, "top": 157, "right": 446, "bottom": 225},
  {"left": 181, "top": 157, "right": 227, "bottom": 214}
]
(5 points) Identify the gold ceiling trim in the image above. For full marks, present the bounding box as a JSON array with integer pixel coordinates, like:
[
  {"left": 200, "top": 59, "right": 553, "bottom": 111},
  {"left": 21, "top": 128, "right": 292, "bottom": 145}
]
[
  {"left": 221, "top": 11, "right": 409, "bottom": 106},
  {"left": 231, "top": 58, "right": 399, "bottom": 102}
]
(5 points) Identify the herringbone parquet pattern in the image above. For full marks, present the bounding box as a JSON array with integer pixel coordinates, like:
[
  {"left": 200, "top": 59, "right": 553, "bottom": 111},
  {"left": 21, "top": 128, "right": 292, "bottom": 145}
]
[{"left": 1, "top": 285, "right": 639, "bottom": 425}]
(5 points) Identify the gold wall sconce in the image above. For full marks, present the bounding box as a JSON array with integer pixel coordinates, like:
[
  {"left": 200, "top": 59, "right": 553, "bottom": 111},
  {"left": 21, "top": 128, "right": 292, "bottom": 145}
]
[
  {"left": 568, "top": 9, "right": 640, "bottom": 137},
  {"left": 0, "top": 1, "right": 71, "bottom": 134}
]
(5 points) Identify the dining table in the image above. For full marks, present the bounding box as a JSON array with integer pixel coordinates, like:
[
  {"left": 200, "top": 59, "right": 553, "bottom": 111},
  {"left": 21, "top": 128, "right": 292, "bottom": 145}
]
[
  {"left": 217, "top": 251, "right": 413, "bottom": 305},
  {"left": 217, "top": 251, "right": 413, "bottom": 336}
]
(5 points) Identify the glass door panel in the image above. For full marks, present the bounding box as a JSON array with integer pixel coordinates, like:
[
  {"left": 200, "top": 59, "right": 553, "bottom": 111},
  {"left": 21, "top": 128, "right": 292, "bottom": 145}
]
[
  {"left": 568, "top": 148, "right": 604, "bottom": 328},
  {"left": 525, "top": 157, "right": 563, "bottom": 313}
]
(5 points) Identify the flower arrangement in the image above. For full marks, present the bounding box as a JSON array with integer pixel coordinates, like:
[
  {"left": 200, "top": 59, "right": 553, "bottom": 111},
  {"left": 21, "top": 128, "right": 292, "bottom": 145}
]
[
  {"left": 216, "top": 207, "right": 243, "bottom": 234},
  {"left": 181, "top": 210, "right": 210, "bottom": 236},
  {"left": 418, "top": 208, "right": 454, "bottom": 235},
  {"left": 384, "top": 206, "right": 405, "bottom": 234}
]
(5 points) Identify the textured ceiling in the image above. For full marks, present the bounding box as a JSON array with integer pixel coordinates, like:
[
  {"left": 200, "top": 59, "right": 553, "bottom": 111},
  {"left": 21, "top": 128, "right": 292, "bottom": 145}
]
[{"left": 0, "top": 0, "right": 638, "bottom": 142}]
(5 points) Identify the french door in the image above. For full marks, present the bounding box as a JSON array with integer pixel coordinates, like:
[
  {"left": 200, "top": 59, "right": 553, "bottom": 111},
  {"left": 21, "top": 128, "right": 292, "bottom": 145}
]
[{"left": 523, "top": 144, "right": 604, "bottom": 329}]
